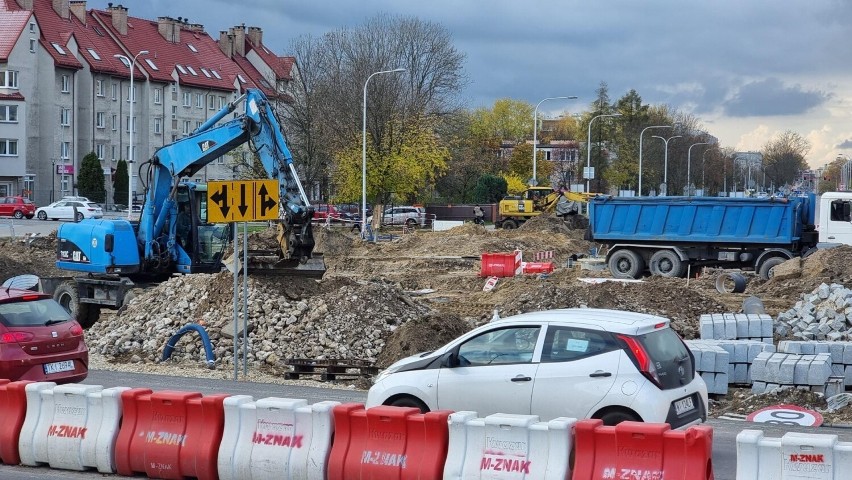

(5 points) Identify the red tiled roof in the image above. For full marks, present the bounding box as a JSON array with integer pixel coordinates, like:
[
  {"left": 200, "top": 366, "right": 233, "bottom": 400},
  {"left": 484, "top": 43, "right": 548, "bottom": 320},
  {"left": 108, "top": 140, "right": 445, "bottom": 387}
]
[
  {"left": 247, "top": 41, "right": 292, "bottom": 81},
  {"left": 230, "top": 54, "right": 271, "bottom": 96},
  {"left": 91, "top": 10, "right": 241, "bottom": 92},
  {"left": 29, "top": 1, "right": 82, "bottom": 70},
  {"left": 0, "top": 92, "right": 24, "bottom": 100},
  {"left": 0, "top": 1, "right": 31, "bottom": 61}
]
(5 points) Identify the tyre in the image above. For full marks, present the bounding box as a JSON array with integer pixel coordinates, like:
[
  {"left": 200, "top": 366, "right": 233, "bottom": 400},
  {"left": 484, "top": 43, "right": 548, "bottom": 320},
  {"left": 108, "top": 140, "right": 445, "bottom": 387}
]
[
  {"left": 75, "top": 211, "right": 84, "bottom": 222},
  {"left": 608, "top": 249, "right": 644, "bottom": 279},
  {"left": 37, "top": 211, "right": 47, "bottom": 220},
  {"left": 13, "top": 210, "right": 23, "bottom": 219},
  {"left": 501, "top": 219, "right": 518, "bottom": 230},
  {"left": 53, "top": 281, "right": 100, "bottom": 329},
  {"left": 388, "top": 396, "right": 429, "bottom": 413},
  {"left": 598, "top": 409, "right": 641, "bottom": 426},
  {"left": 758, "top": 256, "right": 786, "bottom": 281},
  {"left": 405, "top": 218, "right": 418, "bottom": 229},
  {"left": 649, "top": 250, "right": 685, "bottom": 277}
]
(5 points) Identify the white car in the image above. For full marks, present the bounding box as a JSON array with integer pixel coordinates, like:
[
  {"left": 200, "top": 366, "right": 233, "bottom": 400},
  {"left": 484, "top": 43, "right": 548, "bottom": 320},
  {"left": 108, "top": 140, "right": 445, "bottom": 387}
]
[
  {"left": 367, "top": 308, "right": 708, "bottom": 428},
  {"left": 36, "top": 200, "right": 103, "bottom": 221}
]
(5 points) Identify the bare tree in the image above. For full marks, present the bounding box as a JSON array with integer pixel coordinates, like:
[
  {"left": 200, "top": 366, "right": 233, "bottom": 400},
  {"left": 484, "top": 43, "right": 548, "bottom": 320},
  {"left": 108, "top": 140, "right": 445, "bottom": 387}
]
[{"left": 762, "top": 131, "right": 811, "bottom": 189}]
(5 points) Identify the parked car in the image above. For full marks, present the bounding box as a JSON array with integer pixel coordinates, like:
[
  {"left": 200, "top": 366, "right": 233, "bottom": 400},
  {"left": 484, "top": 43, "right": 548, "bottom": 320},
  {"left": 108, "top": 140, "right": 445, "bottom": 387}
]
[
  {"left": 367, "top": 308, "right": 708, "bottom": 428},
  {"left": 312, "top": 203, "right": 342, "bottom": 222},
  {"left": 367, "top": 206, "right": 427, "bottom": 228},
  {"left": 36, "top": 200, "right": 104, "bottom": 221},
  {"left": 0, "top": 196, "right": 35, "bottom": 219},
  {"left": 336, "top": 203, "right": 361, "bottom": 222},
  {"left": 0, "top": 288, "right": 88, "bottom": 383},
  {"left": 60, "top": 196, "right": 90, "bottom": 202}
]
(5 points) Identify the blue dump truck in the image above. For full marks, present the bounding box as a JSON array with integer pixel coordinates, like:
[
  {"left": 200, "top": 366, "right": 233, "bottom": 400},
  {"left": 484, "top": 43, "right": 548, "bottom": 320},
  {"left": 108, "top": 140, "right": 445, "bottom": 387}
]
[{"left": 588, "top": 192, "right": 852, "bottom": 280}]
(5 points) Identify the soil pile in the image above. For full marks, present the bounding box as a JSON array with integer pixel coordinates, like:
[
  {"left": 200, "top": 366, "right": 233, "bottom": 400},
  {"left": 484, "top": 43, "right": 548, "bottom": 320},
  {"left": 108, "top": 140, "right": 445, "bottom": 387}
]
[{"left": 755, "top": 245, "right": 852, "bottom": 301}]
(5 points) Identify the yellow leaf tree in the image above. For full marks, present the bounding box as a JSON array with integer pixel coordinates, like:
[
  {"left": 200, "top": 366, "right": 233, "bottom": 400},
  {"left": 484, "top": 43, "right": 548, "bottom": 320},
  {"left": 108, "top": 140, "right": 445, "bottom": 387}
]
[{"left": 503, "top": 172, "right": 528, "bottom": 195}]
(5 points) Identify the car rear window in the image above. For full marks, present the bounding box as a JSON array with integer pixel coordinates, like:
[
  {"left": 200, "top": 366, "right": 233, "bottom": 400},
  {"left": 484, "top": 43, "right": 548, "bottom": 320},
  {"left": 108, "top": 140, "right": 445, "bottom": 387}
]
[
  {"left": 23, "top": 199, "right": 33, "bottom": 204},
  {"left": 85, "top": 202, "right": 100, "bottom": 208},
  {"left": 637, "top": 328, "right": 694, "bottom": 389},
  {"left": 0, "top": 299, "right": 72, "bottom": 327}
]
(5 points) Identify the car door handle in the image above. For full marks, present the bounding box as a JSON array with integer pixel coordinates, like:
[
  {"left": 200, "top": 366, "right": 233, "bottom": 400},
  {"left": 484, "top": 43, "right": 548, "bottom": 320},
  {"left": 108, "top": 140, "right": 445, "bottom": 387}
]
[
  {"left": 828, "top": 236, "right": 835, "bottom": 239},
  {"left": 511, "top": 376, "right": 532, "bottom": 382},
  {"left": 589, "top": 370, "right": 612, "bottom": 378}
]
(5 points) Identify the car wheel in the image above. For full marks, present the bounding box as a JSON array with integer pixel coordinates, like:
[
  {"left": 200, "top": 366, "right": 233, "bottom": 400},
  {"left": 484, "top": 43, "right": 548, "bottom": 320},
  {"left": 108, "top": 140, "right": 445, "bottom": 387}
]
[
  {"left": 608, "top": 249, "right": 644, "bottom": 279},
  {"left": 405, "top": 219, "right": 418, "bottom": 229},
  {"left": 53, "top": 281, "right": 100, "bottom": 329},
  {"left": 75, "top": 212, "right": 84, "bottom": 222},
  {"left": 598, "top": 409, "right": 641, "bottom": 426},
  {"left": 501, "top": 219, "right": 518, "bottom": 229},
  {"left": 758, "top": 256, "right": 786, "bottom": 281},
  {"left": 37, "top": 211, "right": 47, "bottom": 220},
  {"left": 388, "top": 396, "right": 429, "bottom": 413},
  {"left": 13, "top": 210, "right": 23, "bottom": 219},
  {"left": 649, "top": 249, "right": 685, "bottom": 277}
]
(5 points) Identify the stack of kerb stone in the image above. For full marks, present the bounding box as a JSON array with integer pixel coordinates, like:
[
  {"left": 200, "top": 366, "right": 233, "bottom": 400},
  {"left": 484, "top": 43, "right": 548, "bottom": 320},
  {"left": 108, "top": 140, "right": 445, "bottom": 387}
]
[{"left": 775, "top": 283, "right": 852, "bottom": 341}]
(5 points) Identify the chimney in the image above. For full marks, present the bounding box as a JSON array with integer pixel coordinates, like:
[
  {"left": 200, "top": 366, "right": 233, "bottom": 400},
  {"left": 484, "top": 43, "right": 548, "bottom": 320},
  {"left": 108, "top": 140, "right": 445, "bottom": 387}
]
[
  {"left": 219, "top": 31, "right": 233, "bottom": 58},
  {"left": 69, "top": 1, "right": 86, "bottom": 24},
  {"left": 14, "top": 0, "right": 33, "bottom": 10},
  {"left": 108, "top": 3, "right": 128, "bottom": 35},
  {"left": 187, "top": 23, "right": 204, "bottom": 33},
  {"left": 247, "top": 26, "right": 262, "bottom": 47},
  {"left": 230, "top": 25, "right": 246, "bottom": 57},
  {"left": 52, "top": 0, "right": 69, "bottom": 19},
  {"left": 157, "top": 16, "right": 179, "bottom": 43}
]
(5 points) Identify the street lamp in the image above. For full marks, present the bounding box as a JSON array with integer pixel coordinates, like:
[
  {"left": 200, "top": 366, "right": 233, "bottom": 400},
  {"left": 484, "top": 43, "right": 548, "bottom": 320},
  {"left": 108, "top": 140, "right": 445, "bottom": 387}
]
[
  {"left": 638, "top": 125, "right": 671, "bottom": 196},
  {"left": 114, "top": 50, "right": 148, "bottom": 219},
  {"left": 586, "top": 113, "right": 622, "bottom": 193},
  {"left": 361, "top": 67, "right": 405, "bottom": 238},
  {"left": 687, "top": 142, "right": 711, "bottom": 195},
  {"left": 651, "top": 134, "right": 682, "bottom": 194},
  {"left": 701, "top": 148, "right": 714, "bottom": 193},
  {"left": 532, "top": 96, "right": 576, "bottom": 186}
]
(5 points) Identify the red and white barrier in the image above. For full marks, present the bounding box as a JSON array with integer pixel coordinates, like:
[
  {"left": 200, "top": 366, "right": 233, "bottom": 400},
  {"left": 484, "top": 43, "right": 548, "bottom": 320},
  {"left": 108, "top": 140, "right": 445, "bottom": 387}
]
[
  {"left": 443, "top": 411, "right": 575, "bottom": 479},
  {"left": 217, "top": 395, "right": 339, "bottom": 480},
  {"left": 737, "top": 429, "right": 852, "bottom": 479},
  {"left": 0, "top": 380, "right": 34, "bottom": 466}
]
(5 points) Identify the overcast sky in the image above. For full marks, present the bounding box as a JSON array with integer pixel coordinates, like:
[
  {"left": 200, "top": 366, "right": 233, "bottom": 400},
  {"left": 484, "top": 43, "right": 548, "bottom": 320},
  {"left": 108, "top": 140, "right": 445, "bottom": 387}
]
[{"left": 115, "top": 0, "right": 852, "bottom": 168}]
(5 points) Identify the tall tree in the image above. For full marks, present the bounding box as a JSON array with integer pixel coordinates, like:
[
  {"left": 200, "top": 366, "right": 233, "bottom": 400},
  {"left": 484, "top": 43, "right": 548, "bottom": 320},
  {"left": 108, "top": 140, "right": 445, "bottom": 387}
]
[
  {"left": 819, "top": 157, "right": 845, "bottom": 194},
  {"left": 761, "top": 131, "right": 811, "bottom": 188},
  {"left": 113, "top": 159, "right": 128, "bottom": 206},
  {"left": 77, "top": 152, "right": 106, "bottom": 203}
]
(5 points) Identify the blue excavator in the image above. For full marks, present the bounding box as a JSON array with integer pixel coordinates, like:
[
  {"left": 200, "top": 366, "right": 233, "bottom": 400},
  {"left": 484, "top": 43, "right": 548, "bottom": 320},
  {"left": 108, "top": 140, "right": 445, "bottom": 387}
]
[{"left": 50, "top": 89, "right": 324, "bottom": 327}]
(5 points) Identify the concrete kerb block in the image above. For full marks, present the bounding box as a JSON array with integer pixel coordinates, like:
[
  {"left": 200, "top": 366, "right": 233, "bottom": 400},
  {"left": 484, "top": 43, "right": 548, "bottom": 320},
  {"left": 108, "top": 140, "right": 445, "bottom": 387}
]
[
  {"left": 781, "top": 357, "right": 798, "bottom": 385},
  {"left": 725, "top": 316, "right": 738, "bottom": 340},
  {"left": 699, "top": 315, "right": 714, "bottom": 340},
  {"left": 793, "top": 357, "right": 811, "bottom": 385},
  {"left": 750, "top": 352, "right": 771, "bottom": 382},
  {"left": 764, "top": 353, "right": 787, "bottom": 384},
  {"left": 736, "top": 314, "right": 749, "bottom": 339}
]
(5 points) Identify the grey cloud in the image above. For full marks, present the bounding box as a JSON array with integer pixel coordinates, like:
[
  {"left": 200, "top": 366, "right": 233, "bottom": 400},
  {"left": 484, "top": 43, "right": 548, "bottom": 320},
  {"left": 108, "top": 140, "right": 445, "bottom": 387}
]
[
  {"left": 723, "top": 78, "right": 827, "bottom": 117},
  {"left": 837, "top": 140, "right": 852, "bottom": 149}
]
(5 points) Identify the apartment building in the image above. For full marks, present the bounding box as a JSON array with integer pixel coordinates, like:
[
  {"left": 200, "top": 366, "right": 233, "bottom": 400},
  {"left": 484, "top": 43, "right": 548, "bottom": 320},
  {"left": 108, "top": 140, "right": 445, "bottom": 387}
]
[{"left": 0, "top": 0, "right": 300, "bottom": 207}]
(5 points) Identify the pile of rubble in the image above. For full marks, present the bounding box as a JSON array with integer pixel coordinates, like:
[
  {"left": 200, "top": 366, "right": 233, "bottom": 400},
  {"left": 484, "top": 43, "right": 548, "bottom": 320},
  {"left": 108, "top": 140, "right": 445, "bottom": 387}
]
[{"left": 774, "top": 283, "right": 852, "bottom": 340}]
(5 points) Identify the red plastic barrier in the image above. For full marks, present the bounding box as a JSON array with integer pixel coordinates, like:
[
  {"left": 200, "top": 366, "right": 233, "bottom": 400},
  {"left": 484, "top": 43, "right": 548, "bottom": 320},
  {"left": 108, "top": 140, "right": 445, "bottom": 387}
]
[
  {"left": 522, "top": 261, "right": 554, "bottom": 274},
  {"left": 327, "top": 404, "right": 451, "bottom": 480},
  {"left": 480, "top": 250, "right": 522, "bottom": 278},
  {"left": 572, "top": 419, "right": 714, "bottom": 480},
  {"left": 115, "top": 389, "right": 229, "bottom": 480},
  {"left": 0, "top": 380, "right": 31, "bottom": 465}
]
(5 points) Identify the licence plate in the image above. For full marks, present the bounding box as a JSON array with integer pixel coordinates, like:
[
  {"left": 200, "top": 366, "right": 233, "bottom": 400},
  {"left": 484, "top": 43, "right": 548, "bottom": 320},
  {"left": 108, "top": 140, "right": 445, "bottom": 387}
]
[
  {"left": 43, "top": 360, "right": 74, "bottom": 375},
  {"left": 674, "top": 396, "right": 695, "bottom": 415}
]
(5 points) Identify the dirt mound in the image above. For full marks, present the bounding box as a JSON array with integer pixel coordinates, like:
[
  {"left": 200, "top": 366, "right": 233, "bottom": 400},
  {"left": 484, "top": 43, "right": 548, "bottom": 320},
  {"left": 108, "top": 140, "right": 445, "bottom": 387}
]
[
  {"left": 754, "top": 245, "right": 852, "bottom": 301},
  {"left": 517, "top": 212, "right": 588, "bottom": 234},
  {"left": 0, "top": 234, "right": 63, "bottom": 283},
  {"left": 376, "top": 313, "right": 473, "bottom": 368}
]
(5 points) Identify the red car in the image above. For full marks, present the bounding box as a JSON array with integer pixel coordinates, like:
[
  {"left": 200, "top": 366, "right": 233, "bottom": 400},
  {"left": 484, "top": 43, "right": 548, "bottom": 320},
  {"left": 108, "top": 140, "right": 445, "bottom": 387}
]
[
  {"left": 0, "top": 289, "right": 88, "bottom": 383},
  {"left": 0, "top": 196, "right": 35, "bottom": 219},
  {"left": 312, "top": 203, "right": 342, "bottom": 222}
]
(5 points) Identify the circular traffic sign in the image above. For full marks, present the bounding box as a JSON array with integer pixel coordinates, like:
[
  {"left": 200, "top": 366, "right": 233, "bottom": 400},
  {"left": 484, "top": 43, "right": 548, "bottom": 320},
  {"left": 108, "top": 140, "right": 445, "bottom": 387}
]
[{"left": 746, "top": 404, "right": 823, "bottom": 427}]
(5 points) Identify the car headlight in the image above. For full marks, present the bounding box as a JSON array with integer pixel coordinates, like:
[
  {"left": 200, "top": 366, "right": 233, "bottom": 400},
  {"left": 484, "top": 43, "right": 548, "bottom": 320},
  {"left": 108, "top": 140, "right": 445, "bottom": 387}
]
[{"left": 375, "top": 365, "right": 401, "bottom": 382}]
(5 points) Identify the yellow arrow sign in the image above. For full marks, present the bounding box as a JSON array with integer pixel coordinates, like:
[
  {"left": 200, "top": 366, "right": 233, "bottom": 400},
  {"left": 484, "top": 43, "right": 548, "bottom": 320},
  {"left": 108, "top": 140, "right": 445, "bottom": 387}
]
[{"left": 207, "top": 179, "right": 279, "bottom": 223}]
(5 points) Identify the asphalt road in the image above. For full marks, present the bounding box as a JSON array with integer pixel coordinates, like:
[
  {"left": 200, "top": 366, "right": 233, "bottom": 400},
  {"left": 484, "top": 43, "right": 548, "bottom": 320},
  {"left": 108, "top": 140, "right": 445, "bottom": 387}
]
[{"left": 1, "top": 369, "right": 851, "bottom": 479}]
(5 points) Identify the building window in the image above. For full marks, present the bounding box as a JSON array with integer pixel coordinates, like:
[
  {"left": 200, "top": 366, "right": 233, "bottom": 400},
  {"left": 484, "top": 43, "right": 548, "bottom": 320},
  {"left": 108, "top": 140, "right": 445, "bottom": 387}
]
[
  {"left": 154, "top": 117, "right": 162, "bottom": 134},
  {"left": 182, "top": 120, "right": 190, "bottom": 135},
  {"left": 96, "top": 112, "right": 105, "bottom": 128},
  {"left": 217, "top": 156, "right": 225, "bottom": 164},
  {"left": 23, "top": 175, "right": 34, "bottom": 200},
  {"left": 0, "top": 70, "right": 19, "bottom": 88},
  {"left": 208, "top": 95, "right": 215, "bottom": 110},
  {"left": 195, "top": 93, "right": 203, "bottom": 108},
  {"left": 0, "top": 105, "right": 18, "bottom": 122},
  {"left": 111, "top": 83, "right": 118, "bottom": 100},
  {"left": 154, "top": 88, "right": 161, "bottom": 104},
  {"left": 125, "top": 116, "right": 137, "bottom": 133},
  {"left": 96, "top": 144, "right": 105, "bottom": 160},
  {"left": 60, "top": 108, "right": 71, "bottom": 126},
  {"left": 112, "top": 114, "right": 117, "bottom": 131},
  {"left": 61, "top": 141, "right": 70, "bottom": 159},
  {"left": 126, "top": 85, "right": 136, "bottom": 102},
  {"left": 96, "top": 80, "right": 104, "bottom": 97},
  {"left": 182, "top": 92, "right": 191, "bottom": 107},
  {"left": 218, "top": 96, "right": 225, "bottom": 109},
  {"left": 29, "top": 39, "right": 35, "bottom": 52},
  {"left": 29, "top": 22, "right": 34, "bottom": 33},
  {"left": 195, "top": 120, "right": 202, "bottom": 130},
  {"left": 111, "top": 145, "right": 116, "bottom": 161},
  {"left": 0, "top": 139, "right": 18, "bottom": 156},
  {"left": 171, "top": 105, "right": 177, "bottom": 119},
  {"left": 61, "top": 75, "right": 71, "bottom": 93},
  {"left": 125, "top": 145, "right": 136, "bottom": 159}
]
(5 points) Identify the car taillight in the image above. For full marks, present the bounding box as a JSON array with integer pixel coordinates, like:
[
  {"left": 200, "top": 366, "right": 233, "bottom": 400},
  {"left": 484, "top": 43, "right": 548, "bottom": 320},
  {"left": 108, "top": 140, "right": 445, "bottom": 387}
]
[
  {"left": 70, "top": 323, "right": 83, "bottom": 336},
  {"left": 0, "top": 331, "right": 34, "bottom": 343},
  {"left": 617, "top": 334, "right": 662, "bottom": 388}
]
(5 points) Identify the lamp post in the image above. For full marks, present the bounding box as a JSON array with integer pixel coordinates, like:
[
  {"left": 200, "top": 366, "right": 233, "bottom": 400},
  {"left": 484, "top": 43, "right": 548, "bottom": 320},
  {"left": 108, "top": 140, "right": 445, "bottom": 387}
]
[
  {"left": 532, "top": 96, "right": 576, "bottom": 186},
  {"left": 586, "top": 113, "right": 621, "bottom": 193},
  {"left": 687, "top": 142, "right": 711, "bottom": 195},
  {"left": 701, "top": 148, "right": 713, "bottom": 194},
  {"left": 114, "top": 50, "right": 148, "bottom": 219},
  {"left": 638, "top": 125, "right": 671, "bottom": 196},
  {"left": 361, "top": 67, "right": 405, "bottom": 238},
  {"left": 651, "top": 134, "right": 682, "bottom": 194}
]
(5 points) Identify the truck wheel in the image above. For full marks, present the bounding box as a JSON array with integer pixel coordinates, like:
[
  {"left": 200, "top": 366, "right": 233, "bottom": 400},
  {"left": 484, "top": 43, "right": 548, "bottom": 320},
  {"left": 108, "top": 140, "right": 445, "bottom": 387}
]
[
  {"left": 501, "top": 219, "right": 518, "bottom": 230},
  {"left": 53, "top": 281, "right": 100, "bottom": 329},
  {"left": 758, "top": 256, "right": 786, "bottom": 281},
  {"left": 608, "top": 250, "right": 644, "bottom": 279},
  {"left": 649, "top": 250, "right": 685, "bottom": 277}
]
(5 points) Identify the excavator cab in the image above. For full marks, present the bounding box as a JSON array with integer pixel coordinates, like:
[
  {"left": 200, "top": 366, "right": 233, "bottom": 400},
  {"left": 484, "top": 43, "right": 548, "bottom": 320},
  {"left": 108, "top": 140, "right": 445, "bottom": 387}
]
[{"left": 173, "top": 183, "right": 231, "bottom": 274}]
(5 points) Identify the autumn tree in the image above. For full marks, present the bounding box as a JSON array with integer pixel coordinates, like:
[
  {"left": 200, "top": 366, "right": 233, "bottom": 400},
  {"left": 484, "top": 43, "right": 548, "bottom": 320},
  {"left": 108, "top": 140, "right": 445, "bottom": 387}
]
[
  {"left": 761, "top": 131, "right": 811, "bottom": 189},
  {"left": 434, "top": 110, "right": 494, "bottom": 203},
  {"left": 819, "top": 157, "right": 846, "bottom": 194}
]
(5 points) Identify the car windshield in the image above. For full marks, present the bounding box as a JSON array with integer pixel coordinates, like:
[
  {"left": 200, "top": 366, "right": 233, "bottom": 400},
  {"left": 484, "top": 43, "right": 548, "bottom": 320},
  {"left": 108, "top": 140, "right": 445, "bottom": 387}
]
[
  {"left": 0, "top": 298, "right": 72, "bottom": 327},
  {"left": 637, "top": 328, "right": 694, "bottom": 389}
]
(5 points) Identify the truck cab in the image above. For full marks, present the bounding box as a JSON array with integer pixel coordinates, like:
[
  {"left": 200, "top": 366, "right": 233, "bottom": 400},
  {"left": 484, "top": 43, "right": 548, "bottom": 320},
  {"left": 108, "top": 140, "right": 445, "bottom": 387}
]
[{"left": 819, "top": 192, "right": 852, "bottom": 246}]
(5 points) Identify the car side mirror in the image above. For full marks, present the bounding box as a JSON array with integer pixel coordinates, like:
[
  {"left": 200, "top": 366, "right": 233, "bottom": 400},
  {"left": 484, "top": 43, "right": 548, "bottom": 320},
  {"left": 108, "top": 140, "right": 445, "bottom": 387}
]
[{"left": 443, "top": 351, "right": 459, "bottom": 368}]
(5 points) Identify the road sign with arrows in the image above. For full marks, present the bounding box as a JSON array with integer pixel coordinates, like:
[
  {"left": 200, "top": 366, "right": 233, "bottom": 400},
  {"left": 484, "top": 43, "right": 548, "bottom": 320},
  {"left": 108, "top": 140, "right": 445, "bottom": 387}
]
[{"left": 207, "top": 179, "right": 279, "bottom": 222}]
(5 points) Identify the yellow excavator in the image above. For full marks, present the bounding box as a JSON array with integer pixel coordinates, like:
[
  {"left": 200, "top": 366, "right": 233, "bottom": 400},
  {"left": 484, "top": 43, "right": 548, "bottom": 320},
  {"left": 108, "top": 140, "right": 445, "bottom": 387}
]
[{"left": 495, "top": 186, "right": 596, "bottom": 229}]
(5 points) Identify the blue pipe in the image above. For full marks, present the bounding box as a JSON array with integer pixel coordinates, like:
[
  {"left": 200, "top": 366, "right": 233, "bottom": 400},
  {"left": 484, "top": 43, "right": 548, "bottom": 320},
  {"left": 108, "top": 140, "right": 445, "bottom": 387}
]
[{"left": 162, "top": 323, "right": 216, "bottom": 369}]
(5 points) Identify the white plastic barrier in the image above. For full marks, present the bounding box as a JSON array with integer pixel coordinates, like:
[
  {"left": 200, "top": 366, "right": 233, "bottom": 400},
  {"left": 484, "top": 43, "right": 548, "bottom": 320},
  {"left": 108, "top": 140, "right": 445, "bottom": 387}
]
[
  {"left": 217, "top": 396, "right": 340, "bottom": 480},
  {"left": 433, "top": 220, "right": 465, "bottom": 231},
  {"left": 18, "top": 382, "right": 128, "bottom": 472},
  {"left": 443, "top": 411, "right": 576, "bottom": 479},
  {"left": 737, "top": 429, "right": 852, "bottom": 479}
]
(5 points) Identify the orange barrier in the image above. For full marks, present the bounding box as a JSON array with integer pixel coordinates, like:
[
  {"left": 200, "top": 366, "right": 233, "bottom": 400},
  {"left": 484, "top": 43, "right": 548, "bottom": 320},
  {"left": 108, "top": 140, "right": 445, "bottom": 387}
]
[
  {"left": 572, "top": 419, "right": 714, "bottom": 480},
  {"left": 480, "top": 250, "right": 523, "bottom": 277},
  {"left": 327, "top": 404, "right": 451, "bottom": 480},
  {"left": 522, "top": 261, "right": 555, "bottom": 275},
  {"left": 114, "top": 389, "right": 229, "bottom": 480},
  {"left": 0, "top": 380, "right": 31, "bottom": 465}
]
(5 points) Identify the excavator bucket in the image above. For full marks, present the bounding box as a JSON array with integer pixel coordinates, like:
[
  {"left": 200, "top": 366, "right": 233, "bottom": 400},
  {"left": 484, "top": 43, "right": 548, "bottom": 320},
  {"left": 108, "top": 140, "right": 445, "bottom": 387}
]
[{"left": 223, "top": 250, "right": 326, "bottom": 278}]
